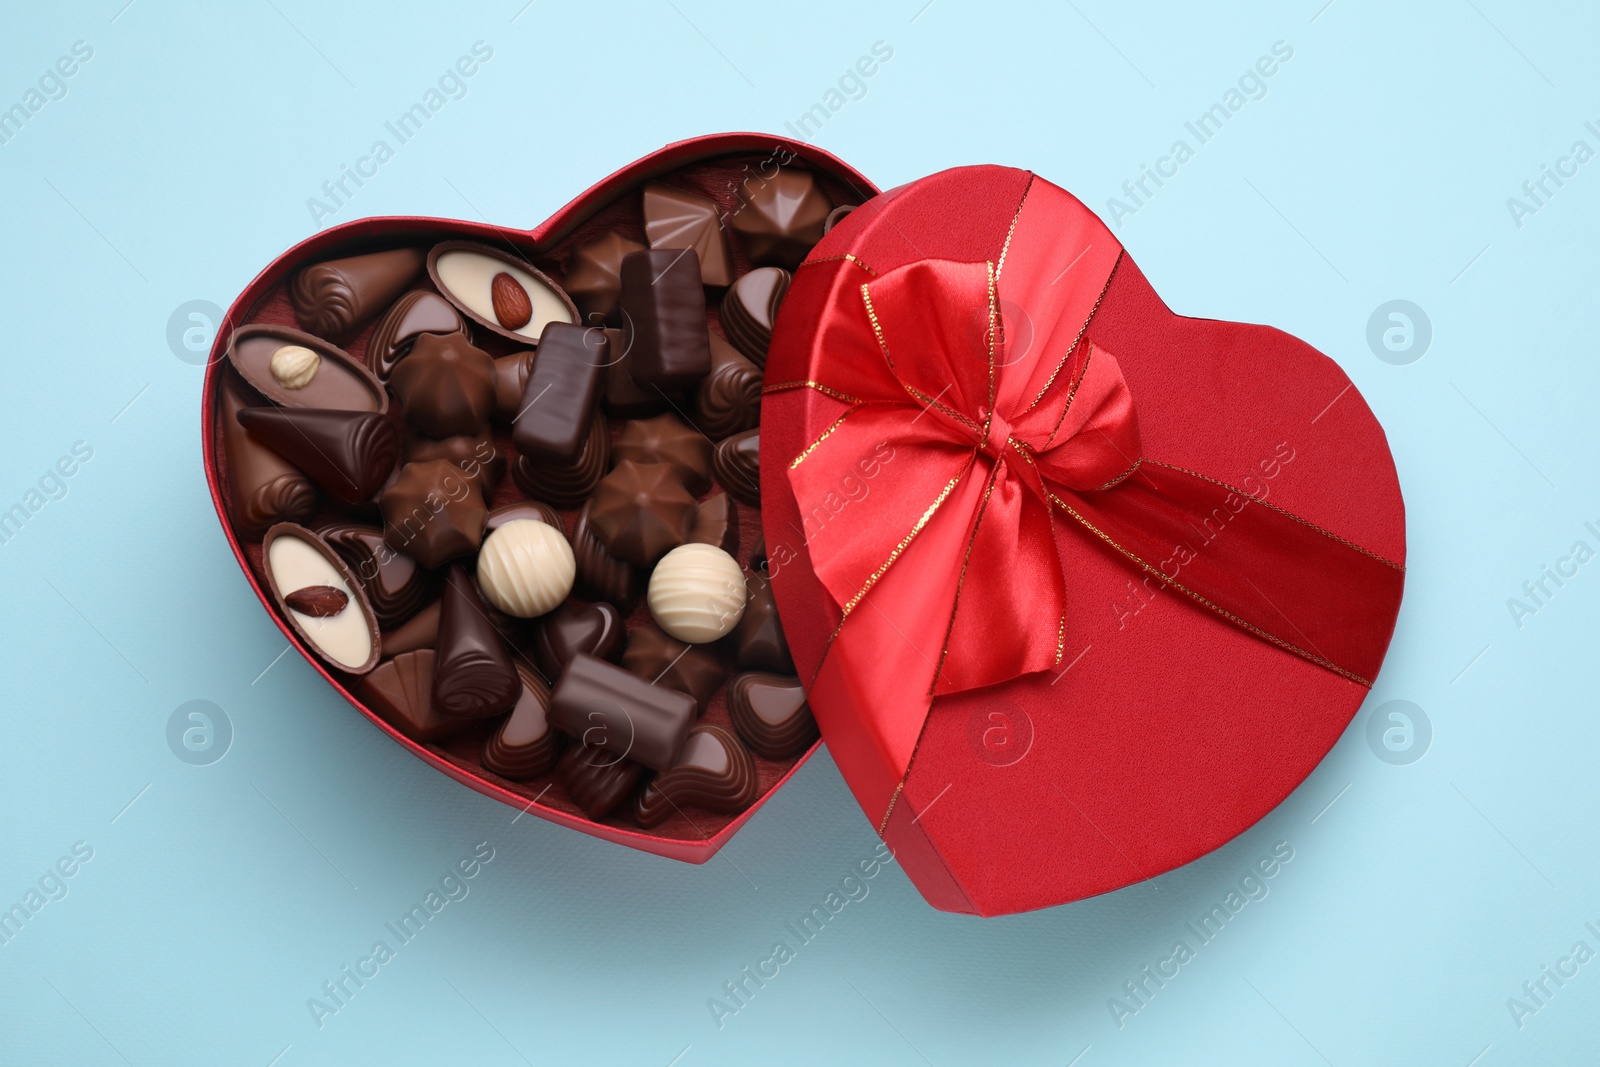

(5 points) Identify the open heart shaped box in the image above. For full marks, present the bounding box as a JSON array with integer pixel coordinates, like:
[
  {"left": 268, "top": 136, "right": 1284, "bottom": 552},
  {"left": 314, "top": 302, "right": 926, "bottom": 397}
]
[
  {"left": 204, "top": 138, "right": 1404, "bottom": 911},
  {"left": 202, "top": 133, "right": 876, "bottom": 864}
]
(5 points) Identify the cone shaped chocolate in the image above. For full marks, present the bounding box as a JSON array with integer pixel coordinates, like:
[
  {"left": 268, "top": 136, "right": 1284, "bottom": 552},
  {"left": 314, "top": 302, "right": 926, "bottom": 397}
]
[
  {"left": 433, "top": 566, "right": 520, "bottom": 719},
  {"left": 236, "top": 406, "right": 399, "bottom": 506},
  {"left": 288, "top": 247, "right": 426, "bottom": 342}
]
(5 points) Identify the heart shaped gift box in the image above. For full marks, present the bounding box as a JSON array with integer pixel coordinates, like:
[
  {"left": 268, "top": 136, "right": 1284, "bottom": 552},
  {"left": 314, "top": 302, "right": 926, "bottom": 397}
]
[
  {"left": 762, "top": 166, "right": 1405, "bottom": 915},
  {"left": 202, "top": 134, "right": 877, "bottom": 863}
]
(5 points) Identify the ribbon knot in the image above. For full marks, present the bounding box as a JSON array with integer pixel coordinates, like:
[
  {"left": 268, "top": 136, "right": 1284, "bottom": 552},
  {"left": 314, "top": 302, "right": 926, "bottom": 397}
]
[{"left": 976, "top": 410, "right": 1012, "bottom": 464}]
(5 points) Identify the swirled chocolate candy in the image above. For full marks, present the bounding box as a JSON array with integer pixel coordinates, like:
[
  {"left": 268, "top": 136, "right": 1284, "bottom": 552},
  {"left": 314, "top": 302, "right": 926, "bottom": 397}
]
[
  {"left": 433, "top": 565, "right": 520, "bottom": 719},
  {"left": 718, "top": 267, "right": 789, "bottom": 367},
  {"left": 634, "top": 724, "right": 759, "bottom": 828},
  {"left": 613, "top": 413, "right": 712, "bottom": 495},
  {"left": 572, "top": 500, "right": 643, "bottom": 609},
  {"left": 687, "top": 492, "right": 738, "bottom": 556},
  {"left": 262, "top": 524, "right": 380, "bottom": 675},
  {"left": 219, "top": 384, "right": 315, "bottom": 534},
  {"left": 320, "top": 523, "right": 435, "bottom": 629},
  {"left": 534, "top": 600, "right": 624, "bottom": 680},
  {"left": 512, "top": 412, "right": 609, "bottom": 509},
  {"left": 727, "top": 673, "right": 815, "bottom": 760},
  {"left": 557, "top": 742, "right": 644, "bottom": 819},
  {"left": 359, "top": 650, "right": 474, "bottom": 743},
  {"left": 549, "top": 653, "right": 696, "bottom": 773},
  {"left": 379, "top": 459, "right": 486, "bottom": 568},
  {"left": 366, "top": 290, "right": 469, "bottom": 379},
  {"left": 564, "top": 231, "right": 645, "bottom": 323},
  {"left": 404, "top": 430, "right": 502, "bottom": 501},
  {"left": 713, "top": 429, "right": 760, "bottom": 506},
  {"left": 288, "top": 247, "right": 425, "bottom": 343},
  {"left": 487, "top": 500, "right": 564, "bottom": 535},
  {"left": 622, "top": 623, "right": 725, "bottom": 713},
  {"left": 237, "top": 406, "right": 399, "bottom": 507},
  {"left": 731, "top": 577, "right": 793, "bottom": 673},
  {"left": 642, "top": 183, "right": 734, "bottom": 286},
  {"left": 483, "top": 662, "right": 562, "bottom": 779},
  {"left": 697, "top": 332, "right": 761, "bottom": 440},
  {"left": 619, "top": 249, "right": 711, "bottom": 389},
  {"left": 730, "top": 168, "right": 831, "bottom": 269},
  {"left": 602, "top": 326, "right": 669, "bottom": 419},
  {"left": 389, "top": 332, "right": 496, "bottom": 438},
  {"left": 589, "top": 461, "right": 698, "bottom": 568},
  {"left": 491, "top": 350, "right": 536, "bottom": 424},
  {"left": 512, "top": 323, "right": 606, "bottom": 463}
]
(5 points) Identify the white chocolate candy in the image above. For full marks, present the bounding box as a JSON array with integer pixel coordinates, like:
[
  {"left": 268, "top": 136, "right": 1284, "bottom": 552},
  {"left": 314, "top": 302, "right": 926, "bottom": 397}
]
[
  {"left": 266, "top": 532, "right": 372, "bottom": 671},
  {"left": 269, "top": 344, "right": 320, "bottom": 389},
  {"left": 435, "top": 250, "right": 573, "bottom": 341},
  {"left": 648, "top": 543, "right": 747, "bottom": 644},
  {"left": 476, "top": 519, "right": 575, "bottom": 618}
]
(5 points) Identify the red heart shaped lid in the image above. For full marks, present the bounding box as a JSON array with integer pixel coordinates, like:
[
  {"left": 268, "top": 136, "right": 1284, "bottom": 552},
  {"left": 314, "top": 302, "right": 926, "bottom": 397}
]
[{"left": 761, "top": 165, "right": 1405, "bottom": 915}]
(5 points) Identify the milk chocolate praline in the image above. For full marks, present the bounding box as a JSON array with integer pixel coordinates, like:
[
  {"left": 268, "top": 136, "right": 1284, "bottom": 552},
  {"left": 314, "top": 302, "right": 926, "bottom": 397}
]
[
  {"left": 390, "top": 332, "right": 496, "bottom": 437},
  {"left": 588, "top": 461, "right": 698, "bottom": 569},
  {"left": 379, "top": 459, "right": 486, "bottom": 569}
]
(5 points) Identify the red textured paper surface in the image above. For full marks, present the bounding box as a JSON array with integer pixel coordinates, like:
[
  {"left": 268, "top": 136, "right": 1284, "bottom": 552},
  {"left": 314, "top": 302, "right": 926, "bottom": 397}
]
[{"left": 763, "top": 166, "right": 1405, "bottom": 915}]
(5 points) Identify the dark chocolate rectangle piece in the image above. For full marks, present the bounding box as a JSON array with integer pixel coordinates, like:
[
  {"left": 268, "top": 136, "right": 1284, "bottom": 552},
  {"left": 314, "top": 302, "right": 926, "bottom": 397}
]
[
  {"left": 548, "top": 653, "right": 695, "bottom": 773},
  {"left": 512, "top": 322, "right": 606, "bottom": 463},
  {"left": 619, "top": 249, "right": 711, "bottom": 389}
]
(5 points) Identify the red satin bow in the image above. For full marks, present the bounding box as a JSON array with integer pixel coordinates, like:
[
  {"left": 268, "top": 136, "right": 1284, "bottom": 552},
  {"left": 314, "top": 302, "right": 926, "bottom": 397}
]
[{"left": 773, "top": 178, "right": 1404, "bottom": 819}]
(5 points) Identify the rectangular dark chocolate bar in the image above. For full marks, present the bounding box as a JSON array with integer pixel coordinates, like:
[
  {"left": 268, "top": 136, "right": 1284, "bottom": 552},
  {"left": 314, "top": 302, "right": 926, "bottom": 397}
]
[
  {"left": 619, "top": 248, "right": 712, "bottom": 389},
  {"left": 512, "top": 322, "right": 606, "bottom": 463},
  {"left": 548, "top": 653, "right": 695, "bottom": 772}
]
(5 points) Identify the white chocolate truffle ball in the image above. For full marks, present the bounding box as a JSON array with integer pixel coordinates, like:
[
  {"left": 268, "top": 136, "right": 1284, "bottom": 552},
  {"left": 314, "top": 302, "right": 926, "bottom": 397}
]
[
  {"left": 270, "top": 344, "right": 320, "bottom": 389},
  {"left": 476, "top": 519, "right": 574, "bottom": 618},
  {"left": 648, "top": 543, "right": 747, "bottom": 643}
]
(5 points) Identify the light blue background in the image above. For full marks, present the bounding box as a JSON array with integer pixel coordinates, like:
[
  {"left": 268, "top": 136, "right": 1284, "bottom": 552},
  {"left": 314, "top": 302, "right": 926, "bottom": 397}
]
[{"left": 1, "top": 1, "right": 1596, "bottom": 1063}]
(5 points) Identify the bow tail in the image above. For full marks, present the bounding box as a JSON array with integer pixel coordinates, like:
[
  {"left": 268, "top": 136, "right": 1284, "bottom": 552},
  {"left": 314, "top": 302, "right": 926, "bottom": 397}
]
[
  {"left": 1052, "top": 462, "right": 1404, "bottom": 686},
  {"left": 933, "top": 459, "right": 1069, "bottom": 695}
]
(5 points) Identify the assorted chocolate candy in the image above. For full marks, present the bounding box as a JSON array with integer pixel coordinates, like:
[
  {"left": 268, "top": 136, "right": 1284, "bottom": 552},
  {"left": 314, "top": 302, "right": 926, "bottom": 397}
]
[{"left": 217, "top": 162, "right": 841, "bottom": 836}]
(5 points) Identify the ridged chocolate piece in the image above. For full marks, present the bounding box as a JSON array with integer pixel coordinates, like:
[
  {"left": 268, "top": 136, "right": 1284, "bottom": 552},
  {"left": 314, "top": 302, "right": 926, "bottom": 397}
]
[
  {"left": 219, "top": 384, "right": 315, "bottom": 533},
  {"left": 512, "top": 323, "right": 606, "bottom": 463},
  {"left": 492, "top": 350, "right": 537, "bottom": 424},
  {"left": 635, "top": 724, "right": 759, "bottom": 828},
  {"left": 613, "top": 413, "right": 713, "bottom": 495},
  {"left": 713, "top": 429, "right": 760, "bottom": 506},
  {"left": 572, "top": 501, "right": 643, "bottom": 609},
  {"left": 433, "top": 566, "right": 520, "bottom": 719},
  {"left": 730, "top": 169, "right": 831, "bottom": 269},
  {"left": 482, "top": 662, "right": 562, "bottom": 779},
  {"left": 379, "top": 459, "right": 486, "bottom": 568},
  {"left": 404, "top": 431, "right": 502, "bottom": 501},
  {"left": 687, "top": 492, "right": 738, "bottom": 556},
  {"left": 732, "top": 578, "right": 792, "bottom": 674},
  {"left": 619, "top": 249, "right": 711, "bottom": 389},
  {"left": 727, "top": 673, "right": 816, "bottom": 759},
  {"left": 487, "top": 500, "right": 564, "bottom": 535},
  {"left": 320, "top": 523, "right": 435, "bottom": 629},
  {"left": 511, "top": 412, "right": 609, "bottom": 509},
  {"left": 696, "top": 332, "right": 761, "bottom": 440},
  {"left": 381, "top": 599, "right": 439, "bottom": 658},
  {"left": 589, "top": 461, "right": 697, "bottom": 568},
  {"left": 621, "top": 624, "right": 725, "bottom": 713},
  {"left": 549, "top": 653, "right": 696, "bottom": 772},
  {"left": 236, "top": 406, "right": 399, "bottom": 506},
  {"left": 557, "top": 742, "right": 644, "bottom": 819},
  {"left": 288, "top": 247, "right": 425, "bottom": 342},
  {"left": 642, "top": 183, "right": 734, "bottom": 286},
  {"left": 565, "top": 231, "right": 645, "bottom": 323},
  {"left": 533, "top": 600, "right": 624, "bottom": 681},
  {"left": 602, "top": 326, "right": 670, "bottom": 419},
  {"left": 718, "top": 267, "right": 789, "bottom": 368},
  {"left": 359, "top": 650, "right": 474, "bottom": 744},
  {"left": 365, "top": 289, "right": 468, "bottom": 379},
  {"left": 389, "top": 332, "right": 496, "bottom": 438}
]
